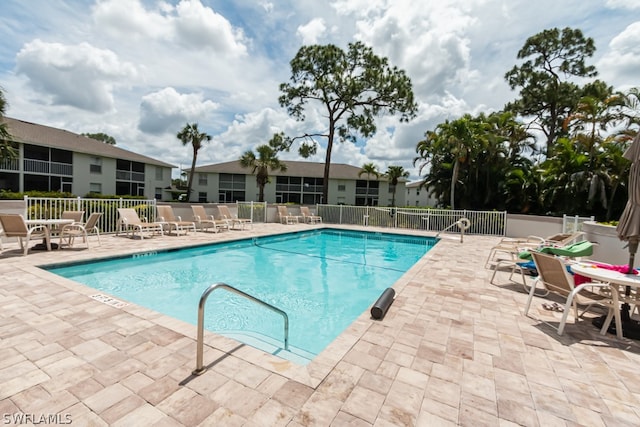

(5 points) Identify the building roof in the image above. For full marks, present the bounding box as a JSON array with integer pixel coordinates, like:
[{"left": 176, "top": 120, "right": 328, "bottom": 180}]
[
  {"left": 192, "top": 159, "right": 392, "bottom": 181},
  {"left": 3, "top": 117, "right": 175, "bottom": 168},
  {"left": 406, "top": 180, "right": 426, "bottom": 189}
]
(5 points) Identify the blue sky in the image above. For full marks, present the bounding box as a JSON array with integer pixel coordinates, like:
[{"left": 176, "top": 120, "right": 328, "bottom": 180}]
[{"left": 1, "top": 0, "right": 639, "bottom": 179}]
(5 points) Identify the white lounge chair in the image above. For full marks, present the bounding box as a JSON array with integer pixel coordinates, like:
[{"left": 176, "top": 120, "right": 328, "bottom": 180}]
[
  {"left": 116, "top": 208, "right": 164, "bottom": 239},
  {"left": 300, "top": 206, "right": 322, "bottom": 224},
  {"left": 277, "top": 205, "right": 298, "bottom": 225},
  {"left": 157, "top": 205, "right": 196, "bottom": 235},
  {"left": 218, "top": 205, "right": 252, "bottom": 230},
  {"left": 191, "top": 205, "right": 229, "bottom": 233}
]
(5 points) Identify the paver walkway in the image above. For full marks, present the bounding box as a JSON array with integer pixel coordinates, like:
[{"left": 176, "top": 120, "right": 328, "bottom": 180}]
[{"left": 1, "top": 224, "right": 640, "bottom": 426}]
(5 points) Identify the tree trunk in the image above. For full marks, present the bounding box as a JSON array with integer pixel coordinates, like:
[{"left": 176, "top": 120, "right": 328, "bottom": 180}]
[
  {"left": 186, "top": 147, "right": 198, "bottom": 202},
  {"left": 450, "top": 159, "right": 459, "bottom": 210},
  {"left": 322, "top": 121, "right": 336, "bottom": 204}
]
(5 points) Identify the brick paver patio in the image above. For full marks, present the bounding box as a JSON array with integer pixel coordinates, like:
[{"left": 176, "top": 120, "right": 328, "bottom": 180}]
[{"left": 1, "top": 223, "right": 640, "bottom": 426}]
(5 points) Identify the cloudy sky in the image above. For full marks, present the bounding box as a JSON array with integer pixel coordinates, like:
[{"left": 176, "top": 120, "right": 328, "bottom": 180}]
[{"left": 1, "top": 0, "right": 639, "bottom": 180}]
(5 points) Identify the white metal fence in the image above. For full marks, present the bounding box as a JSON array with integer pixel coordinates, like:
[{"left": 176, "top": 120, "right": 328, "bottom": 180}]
[
  {"left": 316, "top": 205, "right": 507, "bottom": 236},
  {"left": 20, "top": 197, "right": 508, "bottom": 236},
  {"left": 562, "top": 214, "right": 595, "bottom": 234},
  {"left": 24, "top": 196, "right": 157, "bottom": 234},
  {"left": 236, "top": 201, "right": 268, "bottom": 223}
]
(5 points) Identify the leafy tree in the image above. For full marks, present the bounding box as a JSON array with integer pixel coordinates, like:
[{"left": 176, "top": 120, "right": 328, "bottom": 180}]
[
  {"left": 82, "top": 132, "right": 116, "bottom": 145},
  {"left": 358, "top": 162, "right": 381, "bottom": 206},
  {"left": 278, "top": 41, "right": 418, "bottom": 203},
  {"left": 504, "top": 27, "right": 597, "bottom": 155},
  {"left": 177, "top": 123, "right": 211, "bottom": 201},
  {"left": 385, "top": 165, "right": 410, "bottom": 206},
  {"left": 557, "top": 84, "right": 629, "bottom": 219},
  {"left": 415, "top": 115, "right": 486, "bottom": 209},
  {"left": 0, "top": 86, "right": 17, "bottom": 162},
  {"left": 239, "top": 134, "right": 288, "bottom": 202}
]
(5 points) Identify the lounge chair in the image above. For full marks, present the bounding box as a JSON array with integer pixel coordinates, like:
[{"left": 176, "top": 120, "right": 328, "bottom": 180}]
[
  {"left": 277, "top": 205, "right": 298, "bottom": 225},
  {"left": 518, "top": 240, "right": 594, "bottom": 261},
  {"left": 0, "top": 213, "right": 51, "bottom": 255},
  {"left": 156, "top": 205, "right": 196, "bottom": 235},
  {"left": 58, "top": 212, "right": 103, "bottom": 249},
  {"left": 218, "top": 205, "right": 252, "bottom": 230},
  {"left": 485, "top": 231, "right": 585, "bottom": 268},
  {"left": 523, "top": 251, "right": 619, "bottom": 337},
  {"left": 116, "top": 208, "right": 164, "bottom": 239},
  {"left": 300, "top": 206, "right": 322, "bottom": 224},
  {"left": 191, "top": 205, "right": 229, "bottom": 233}
]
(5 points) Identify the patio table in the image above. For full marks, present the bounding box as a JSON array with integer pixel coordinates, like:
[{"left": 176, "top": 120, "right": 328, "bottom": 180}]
[{"left": 25, "top": 218, "right": 74, "bottom": 250}]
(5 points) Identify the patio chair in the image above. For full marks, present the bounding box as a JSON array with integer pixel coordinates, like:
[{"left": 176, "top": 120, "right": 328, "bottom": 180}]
[
  {"left": 58, "top": 212, "right": 103, "bottom": 249},
  {"left": 0, "top": 213, "right": 51, "bottom": 255},
  {"left": 218, "top": 205, "right": 252, "bottom": 230},
  {"left": 277, "top": 205, "right": 298, "bottom": 225},
  {"left": 156, "top": 205, "right": 196, "bottom": 236},
  {"left": 300, "top": 206, "right": 322, "bottom": 224},
  {"left": 523, "top": 251, "right": 620, "bottom": 337},
  {"left": 191, "top": 205, "right": 229, "bottom": 233},
  {"left": 116, "top": 208, "right": 164, "bottom": 240},
  {"left": 50, "top": 210, "right": 85, "bottom": 235}
]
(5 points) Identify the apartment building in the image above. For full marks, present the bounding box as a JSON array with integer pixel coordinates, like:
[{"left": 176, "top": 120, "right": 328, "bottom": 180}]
[
  {"left": 0, "top": 117, "right": 174, "bottom": 200},
  {"left": 188, "top": 160, "right": 407, "bottom": 206}
]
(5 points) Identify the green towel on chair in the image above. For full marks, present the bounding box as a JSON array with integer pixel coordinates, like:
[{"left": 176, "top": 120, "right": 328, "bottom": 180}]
[{"left": 518, "top": 240, "right": 593, "bottom": 260}]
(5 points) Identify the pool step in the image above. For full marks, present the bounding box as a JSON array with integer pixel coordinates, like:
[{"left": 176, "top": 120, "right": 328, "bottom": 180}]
[{"left": 220, "top": 330, "right": 314, "bottom": 365}]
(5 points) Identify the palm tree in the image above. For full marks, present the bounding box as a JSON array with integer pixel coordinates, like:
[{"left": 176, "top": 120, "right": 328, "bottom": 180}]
[
  {"left": 385, "top": 165, "right": 409, "bottom": 206},
  {"left": 0, "top": 86, "right": 17, "bottom": 162},
  {"left": 239, "top": 139, "right": 287, "bottom": 202},
  {"left": 358, "top": 162, "right": 381, "bottom": 206},
  {"left": 177, "top": 123, "right": 211, "bottom": 201}
]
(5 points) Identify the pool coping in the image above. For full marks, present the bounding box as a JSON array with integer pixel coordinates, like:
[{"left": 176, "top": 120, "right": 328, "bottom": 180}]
[{"left": 16, "top": 225, "right": 440, "bottom": 389}]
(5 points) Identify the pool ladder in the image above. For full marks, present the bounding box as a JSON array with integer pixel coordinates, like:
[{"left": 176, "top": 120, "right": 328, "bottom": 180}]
[
  {"left": 435, "top": 217, "right": 471, "bottom": 243},
  {"left": 192, "top": 282, "right": 289, "bottom": 375}
]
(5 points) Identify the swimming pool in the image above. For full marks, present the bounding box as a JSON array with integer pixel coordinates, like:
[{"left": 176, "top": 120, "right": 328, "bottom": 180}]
[{"left": 46, "top": 229, "right": 436, "bottom": 364}]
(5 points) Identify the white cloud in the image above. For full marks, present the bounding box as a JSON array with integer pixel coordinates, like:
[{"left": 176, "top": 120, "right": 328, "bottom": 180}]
[
  {"left": 138, "top": 87, "right": 219, "bottom": 135},
  {"left": 297, "top": 18, "right": 327, "bottom": 45},
  {"left": 15, "top": 39, "right": 137, "bottom": 112},
  {"left": 597, "top": 22, "right": 640, "bottom": 87},
  {"left": 93, "top": 0, "right": 248, "bottom": 56},
  {"left": 606, "top": 0, "right": 640, "bottom": 9},
  {"left": 2, "top": 0, "right": 639, "bottom": 182}
]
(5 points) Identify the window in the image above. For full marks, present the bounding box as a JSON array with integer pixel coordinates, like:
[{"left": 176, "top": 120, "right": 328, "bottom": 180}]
[
  {"left": 198, "top": 173, "right": 208, "bottom": 186},
  {"left": 155, "top": 167, "right": 163, "bottom": 181},
  {"left": 276, "top": 176, "right": 323, "bottom": 204},
  {"left": 389, "top": 184, "right": 395, "bottom": 194},
  {"left": 219, "top": 173, "right": 246, "bottom": 202},
  {"left": 198, "top": 192, "right": 207, "bottom": 202},
  {"left": 90, "top": 157, "right": 102, "bottom": 174},
  {"left": 338, "top": 184, "right": 346, "bottom": 192},
  {"left": 116, "top": 160, "right": 146, "bottom": 195},
  {"left": 90, "top": 183, "right": 102, "bottom": 194},
  {"left": 155, "top": 187, "right": 162, "bottom": 200}
]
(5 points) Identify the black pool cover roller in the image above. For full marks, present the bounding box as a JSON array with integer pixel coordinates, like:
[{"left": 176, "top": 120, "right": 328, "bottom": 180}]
[{"left": 370, "top": 288, "right": 396, "bottom": 320}]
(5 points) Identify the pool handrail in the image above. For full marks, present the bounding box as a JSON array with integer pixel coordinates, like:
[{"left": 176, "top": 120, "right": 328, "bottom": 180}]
[{"left": 193, "top": 282, "right": 290, "bottom": 375}]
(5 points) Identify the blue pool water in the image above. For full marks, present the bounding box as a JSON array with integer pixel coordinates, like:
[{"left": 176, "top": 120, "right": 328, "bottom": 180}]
[{"left": 46, "top": 229, "right": 435, "bottom": 363}]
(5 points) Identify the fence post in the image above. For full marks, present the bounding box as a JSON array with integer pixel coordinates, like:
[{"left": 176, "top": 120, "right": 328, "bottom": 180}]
[{"left": 23, "top": 195, "right": 28, "bottom": 218}]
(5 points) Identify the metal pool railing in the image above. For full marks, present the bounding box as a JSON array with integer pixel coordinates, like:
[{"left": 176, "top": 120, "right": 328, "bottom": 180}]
[
  {"left": 24, "top": 196, "right": 157, "bottom": 234},
  {"left": 316, "top": 205, "right": 507, "bottom": 236}
]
